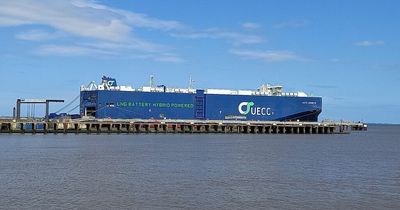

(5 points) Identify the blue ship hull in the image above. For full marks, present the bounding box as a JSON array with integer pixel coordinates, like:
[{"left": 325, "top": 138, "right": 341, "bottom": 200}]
[{"left": 80, "top": 90, "right": 322, "bottom": 122}]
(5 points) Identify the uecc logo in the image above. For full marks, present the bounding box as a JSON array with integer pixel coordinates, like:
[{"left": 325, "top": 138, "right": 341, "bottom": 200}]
[
  {"left": 238, "top": 101, "right": 273, "bottom": 116},
  {"left": 238, "top": 102, "right": 254, "bottom": 115}
]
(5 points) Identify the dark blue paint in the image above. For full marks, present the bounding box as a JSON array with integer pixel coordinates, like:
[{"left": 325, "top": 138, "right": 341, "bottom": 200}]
[{"left": 80, "top": 90, "right": 322, "bottom": 121}]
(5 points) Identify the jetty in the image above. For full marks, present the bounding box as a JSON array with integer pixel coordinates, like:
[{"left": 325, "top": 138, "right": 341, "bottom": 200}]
[{"left": 0, "top": 118, "right": 367, "bottom": 134}]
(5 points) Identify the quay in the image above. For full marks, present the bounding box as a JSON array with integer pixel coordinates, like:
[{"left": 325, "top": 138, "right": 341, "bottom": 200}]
[{"left": 0, "top": 118, "right": 367, "bottom": 134}]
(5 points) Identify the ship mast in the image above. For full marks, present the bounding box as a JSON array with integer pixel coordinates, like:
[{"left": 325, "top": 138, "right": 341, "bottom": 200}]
[
  {"left": 149, "top": 74, "right": 155, "bottom": 88},
  {"left": 188, "top": 75, "right": 195, "bottom": 90}
]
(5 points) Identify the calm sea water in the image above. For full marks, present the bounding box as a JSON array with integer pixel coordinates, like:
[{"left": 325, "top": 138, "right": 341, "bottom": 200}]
[{"left": 0, "top": 125, "right": 399, "bottom": 209}]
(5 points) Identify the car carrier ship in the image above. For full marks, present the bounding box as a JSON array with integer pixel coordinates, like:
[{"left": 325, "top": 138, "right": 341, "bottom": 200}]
[{"left": 80, "top": 76, "right": 322, "bottom": 122}]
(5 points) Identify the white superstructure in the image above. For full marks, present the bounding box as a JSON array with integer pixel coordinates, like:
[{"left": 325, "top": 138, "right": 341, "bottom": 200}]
[{"left": 80, "top": 76, "right": 309, "bottom": 97}]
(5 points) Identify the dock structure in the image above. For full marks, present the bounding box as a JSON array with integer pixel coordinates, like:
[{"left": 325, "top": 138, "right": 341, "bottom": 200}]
[
  {"left": 15, "top": 99, "right": 64, "bottom": 120},
  {"left": 0, "top": 118, "right": 367, "bottom": 134}
]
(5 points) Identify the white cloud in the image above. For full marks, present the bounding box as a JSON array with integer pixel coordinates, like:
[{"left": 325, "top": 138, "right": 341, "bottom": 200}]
[
  {"left": 71, "top": 0, "right": 184, "bottom": 31},
  {"left": 15, "top": 30, "right": 62, "bottom": 41},
  {"left": 0, "top": 0, "right": 185, "bottom": 62},
  {"left": 152, "top": 53, "right": 185, "bottom": 63},
  {"left": 0, "top": 1, "right": 126, "bottom": 42},
  {"left": 35, "top": 44, "right": 185, "bottom": 62},
  {"left": 229, "top": 49, "right": 303, "bottom": 62},
  {"left": 35, "top": 45, "right": 117, "bottom": 56},
  {"left": 0, "top": 16, "right": 32, "bottom": 26},
  {"left": 0, "top": 0, "right": 183, "bottom": 42},
  {"left": 81, "top": 39, "right": 168, "bottom": 53},
  {"left": 171, "top": 28, "right": 263, "bottom": 45},
  {"left": 273, "top": 20, "right": 310, "bottom": 29},
  {"left": 0, "top": 1, "right": 269, "bottom": 62},
  {"left": 354, "top": 40, "right": 384, "bottom": 47},
  {"left": 242, "top": 22, "right": 261, "bottom": 30}
]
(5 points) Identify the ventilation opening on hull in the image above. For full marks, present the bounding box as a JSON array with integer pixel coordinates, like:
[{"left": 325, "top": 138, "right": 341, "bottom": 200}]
[{"left": 85, "top": 107, "right": 96, "bottom": 117}]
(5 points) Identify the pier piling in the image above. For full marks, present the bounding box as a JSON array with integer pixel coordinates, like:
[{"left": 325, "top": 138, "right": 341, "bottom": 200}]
[{"left": 0, "top": 119, "right": 366, "bottom": 135}]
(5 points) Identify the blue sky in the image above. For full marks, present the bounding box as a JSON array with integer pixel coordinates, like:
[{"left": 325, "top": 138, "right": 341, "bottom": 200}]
[{"left": 0, "top": 0, "right": 399, "bottom": 123}]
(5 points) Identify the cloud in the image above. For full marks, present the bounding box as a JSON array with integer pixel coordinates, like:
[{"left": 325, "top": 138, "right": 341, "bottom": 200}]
[
  {"left": 229, "top": 48, "right": 304, "bottom": 62},
  {"left": 81, "top": 39, "right": 168, "bottom": 53},
  {"left": 71, "top": 0, "right": 184, "bottom": 31},
  {"left": 0, "top": 0, "right": 185, "bottom": 62},
  {"left": 132, "top": 53, "right": 185, "bottom": 63},
  {"left": 273, "top": 20, "right": 310, "bottom": 29},
  {"left": 0, "top": 1, "right": 269, "bottom": 62},
  {"left": 35, "top": 44, "right": 185, "bottom": 62},
  {"left": 171, "top": 28, "right": 263, "bottom": 45},
  {"left": 0, "top": 0, "right": 183, "bottom": 41},
  {"left": 0, "top": 1, "right": 127, "bottom": 42},
  {"left": 35, "top": 44, "right": 117, "bottom": 56},
  {"left": 0, "top": 16, "right": 32, "bottom": 26},
  {"left": 241, "top": 22, "right": 261, "bottom": 30},
  {"left": 15, "top": 29, "right": 62, "bottom": 41},
  {"left": 354, "top": 40, "right": 384, "bottom": 47}
]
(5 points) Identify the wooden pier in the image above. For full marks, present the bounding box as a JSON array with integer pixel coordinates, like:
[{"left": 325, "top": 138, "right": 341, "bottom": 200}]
[{"left": 0, "top": 118, "right": 367, "bottom": 134}]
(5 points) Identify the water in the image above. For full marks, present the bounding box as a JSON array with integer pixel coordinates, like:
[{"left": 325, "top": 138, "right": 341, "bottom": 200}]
[{"left": 0, "top": 125, "right": 399, "bottom": 209}]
